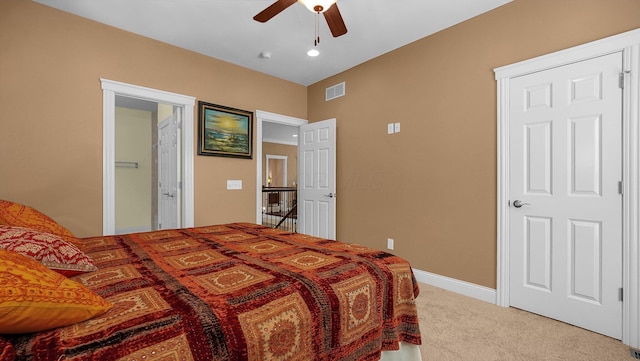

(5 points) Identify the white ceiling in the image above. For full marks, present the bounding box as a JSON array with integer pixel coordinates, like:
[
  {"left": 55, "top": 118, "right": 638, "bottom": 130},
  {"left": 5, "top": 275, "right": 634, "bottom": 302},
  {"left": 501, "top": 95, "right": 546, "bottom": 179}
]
[{"left": 33, "top": 0, "right": 511, "bottom": 86}]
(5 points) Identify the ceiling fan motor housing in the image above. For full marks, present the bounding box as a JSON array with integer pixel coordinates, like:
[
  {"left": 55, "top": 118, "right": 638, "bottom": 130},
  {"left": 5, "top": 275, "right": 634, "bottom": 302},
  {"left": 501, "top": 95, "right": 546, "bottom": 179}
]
[{"left": 300, "top": 0, "right": 337, "bottom": 13}]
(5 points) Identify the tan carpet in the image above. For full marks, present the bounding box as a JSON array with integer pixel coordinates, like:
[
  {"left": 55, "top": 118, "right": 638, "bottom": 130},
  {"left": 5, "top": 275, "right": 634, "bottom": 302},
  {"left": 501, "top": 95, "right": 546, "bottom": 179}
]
[{"left": 415, "top": 283, "right": 632, "bottom": 361}]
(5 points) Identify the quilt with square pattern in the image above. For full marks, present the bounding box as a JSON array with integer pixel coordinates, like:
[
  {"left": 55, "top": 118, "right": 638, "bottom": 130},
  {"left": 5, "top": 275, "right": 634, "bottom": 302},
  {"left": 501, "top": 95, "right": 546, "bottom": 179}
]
[{"left": 9, "top": 223, "right": 421, "bottom": 360}]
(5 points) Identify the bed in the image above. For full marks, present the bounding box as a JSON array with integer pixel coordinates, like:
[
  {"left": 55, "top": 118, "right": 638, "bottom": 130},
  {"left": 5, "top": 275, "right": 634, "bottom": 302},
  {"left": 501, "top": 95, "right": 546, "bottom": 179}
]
[{"left": 0, "top": 200, "right": 421, "bottom": 361}]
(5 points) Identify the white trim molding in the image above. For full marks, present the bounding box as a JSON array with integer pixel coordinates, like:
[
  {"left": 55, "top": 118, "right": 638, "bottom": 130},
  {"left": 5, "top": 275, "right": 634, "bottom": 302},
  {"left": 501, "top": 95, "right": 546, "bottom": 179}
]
[
  {"left": 101, "top": 79, "right": 196, "bottom": 235},
  {"left": 494, "top": 28, "right": 640, "bottom": 347},
  {"left": 412, "top": 268, "right": 496, "bottom": 304}
]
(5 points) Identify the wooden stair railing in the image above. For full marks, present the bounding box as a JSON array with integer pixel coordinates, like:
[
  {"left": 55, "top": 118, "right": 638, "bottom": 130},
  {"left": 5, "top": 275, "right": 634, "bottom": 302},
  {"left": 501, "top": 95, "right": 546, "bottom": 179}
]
[
  {"left": 262, "top": 187, "right": 297, "bottom": 232},
  {"left": 275, "top": 203, "right": 297, "bottom": 230}
]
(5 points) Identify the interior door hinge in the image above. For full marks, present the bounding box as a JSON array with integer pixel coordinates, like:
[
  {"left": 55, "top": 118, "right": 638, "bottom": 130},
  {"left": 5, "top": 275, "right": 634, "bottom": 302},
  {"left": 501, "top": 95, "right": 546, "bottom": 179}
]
[
  {"left": 620, "top": 71, "right": 631, "bottom": 89},
  {"left": 619, "top": 181, "right": 624, "bottom": 195},
  {"left": 620, "top": 73, "right": 625, "bottom": 88},
  {"left": 619, "top": 287, "right": 624, "bottom": 301}
]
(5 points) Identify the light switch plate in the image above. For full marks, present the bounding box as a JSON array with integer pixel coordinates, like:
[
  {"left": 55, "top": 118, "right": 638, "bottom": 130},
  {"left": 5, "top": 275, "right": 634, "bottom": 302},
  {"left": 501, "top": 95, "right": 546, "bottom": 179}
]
[
  {"left": 387, "top": 123, "right": 395, "bottom": 134},
  {"left": 394, "top": 122, "right": 400, "bottom": 133},
  {"left": 227, "top": 180, "right": 242, "bottom": 190},
  {"left": 387, "top": 238, "right": 394, "bottom": 250}
]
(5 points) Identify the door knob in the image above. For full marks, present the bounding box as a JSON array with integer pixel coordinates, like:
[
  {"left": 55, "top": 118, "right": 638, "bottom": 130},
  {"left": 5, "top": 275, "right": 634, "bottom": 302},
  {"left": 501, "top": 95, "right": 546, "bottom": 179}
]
[
  {"left": 324, "top": 193, "right": 335, "bottom": 198},
  {"left": 163, "top": 193, "right": 175, "bottom": 198},
  {"left": 513, "top": 200, "right": 530, "bottom": 208}
]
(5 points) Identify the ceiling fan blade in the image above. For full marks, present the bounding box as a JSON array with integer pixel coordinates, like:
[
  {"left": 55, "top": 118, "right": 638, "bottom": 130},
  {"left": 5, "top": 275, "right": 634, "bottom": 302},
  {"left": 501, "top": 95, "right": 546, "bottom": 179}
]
[
  {"left": 253, "top": 0, "right": 298, "bottom": 22},
  {"left": 323, "top": 3, "right": 347, "bottom": 37}
]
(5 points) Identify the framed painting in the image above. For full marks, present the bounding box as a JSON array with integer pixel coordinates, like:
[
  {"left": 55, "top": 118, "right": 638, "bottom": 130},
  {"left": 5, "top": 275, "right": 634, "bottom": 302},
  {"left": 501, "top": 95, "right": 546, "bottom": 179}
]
[{"left": 197, "top": 101, "right": 253, "bottom": 159}]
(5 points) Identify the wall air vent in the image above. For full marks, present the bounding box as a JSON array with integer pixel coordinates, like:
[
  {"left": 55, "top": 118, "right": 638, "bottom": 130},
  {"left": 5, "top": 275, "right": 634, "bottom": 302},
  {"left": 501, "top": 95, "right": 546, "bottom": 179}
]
[{"left": 325, "top": 82, "right": 345, "bottom": 101}]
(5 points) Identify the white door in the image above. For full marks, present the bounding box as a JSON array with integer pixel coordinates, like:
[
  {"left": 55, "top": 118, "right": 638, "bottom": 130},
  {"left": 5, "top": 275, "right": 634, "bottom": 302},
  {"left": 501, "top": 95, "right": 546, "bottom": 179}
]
[
  {"left": 509, "top": 52, "right": 623, "bottom": 338},
  {"left": 158, "top": 110, "right": 180, "bottom": 229},
  {"left": 298, "top": 118, "right": 336, "bottom": 239}
]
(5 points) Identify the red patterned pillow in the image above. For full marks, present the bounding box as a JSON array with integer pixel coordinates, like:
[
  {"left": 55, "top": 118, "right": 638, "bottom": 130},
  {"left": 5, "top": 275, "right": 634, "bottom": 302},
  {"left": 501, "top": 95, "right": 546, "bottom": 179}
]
[
  {"left": 0, "top": 225, "right": 97, "bottom": 277},
  {"left": 0, "top": 337, "right": 14, "bottom": 361},
  {"left": 0, "top": 199, "right": 80, "bottom": 245}
]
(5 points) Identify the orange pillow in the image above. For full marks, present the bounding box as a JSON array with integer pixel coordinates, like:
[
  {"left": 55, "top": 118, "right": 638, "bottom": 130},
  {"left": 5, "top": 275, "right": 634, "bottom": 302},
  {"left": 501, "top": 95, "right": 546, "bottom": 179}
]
[
  {"left": 0, "top": 225, "right": 97, "bottom": 277},
  {"left": 0, "top": 200, "right": 79, "bottom": 244},
  {"left": 0, "top": 249, "right": 112, "bottom": 334}
]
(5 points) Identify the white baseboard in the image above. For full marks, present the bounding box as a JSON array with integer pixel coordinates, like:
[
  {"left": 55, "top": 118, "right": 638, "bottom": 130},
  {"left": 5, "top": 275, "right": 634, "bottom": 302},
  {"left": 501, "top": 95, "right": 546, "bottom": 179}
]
[{"left": 412, "top": 268, "right": 497, "bottom": 304}]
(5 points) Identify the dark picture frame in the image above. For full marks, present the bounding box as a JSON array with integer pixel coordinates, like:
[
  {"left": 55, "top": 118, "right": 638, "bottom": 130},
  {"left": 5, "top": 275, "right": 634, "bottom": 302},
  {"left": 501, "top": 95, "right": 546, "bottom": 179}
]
[{"left": 197, "top": 101, "right": 253, "bottom": 159}]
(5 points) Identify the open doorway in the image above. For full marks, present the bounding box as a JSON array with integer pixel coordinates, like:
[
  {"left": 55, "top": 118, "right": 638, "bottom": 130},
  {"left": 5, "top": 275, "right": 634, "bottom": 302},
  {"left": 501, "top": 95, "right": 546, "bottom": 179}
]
[
  {"left": 101, "top": 79, "right": 195, "bottom": 236},
  {"left": 262, "top": 127, "right": 298, "bottom": 230},
  {"left": 255, "top": 111, "right": 337, "bottom": 238},
  {"left": 114, "top": 97, "right": 179, "bottom": 234},
  {"left": 255, "top": 111, "right": 306, "bottom": 227}
]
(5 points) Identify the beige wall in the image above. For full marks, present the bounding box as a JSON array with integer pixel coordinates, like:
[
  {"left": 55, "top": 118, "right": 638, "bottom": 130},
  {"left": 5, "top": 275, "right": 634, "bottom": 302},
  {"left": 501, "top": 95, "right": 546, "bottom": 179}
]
[
  {"left": 2, "top": 0, "right": 639, "bottom": 289},
  {"left": 307, "top": 0, "right": 640, "bottom": 288},
  {"left": 0, "top": 0, "right": 306, "bottom": 237}
]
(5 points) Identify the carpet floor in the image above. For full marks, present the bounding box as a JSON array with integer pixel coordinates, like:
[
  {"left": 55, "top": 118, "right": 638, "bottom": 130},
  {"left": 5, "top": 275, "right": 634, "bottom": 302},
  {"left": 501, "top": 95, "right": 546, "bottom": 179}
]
[{"left": 415, "top": 283, "right": 633, "bottom": 361}]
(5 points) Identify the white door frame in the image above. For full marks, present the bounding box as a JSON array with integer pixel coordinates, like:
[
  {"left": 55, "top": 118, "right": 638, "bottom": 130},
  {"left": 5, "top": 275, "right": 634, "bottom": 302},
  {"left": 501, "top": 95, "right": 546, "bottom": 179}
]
[
  {"left": 101, "top": 78, "right": 195, "bottom": 235},
  {"left": 255, "top": 110, "right": 307, "bottom": 224},
  {"left": 495, "top": 28, "right": 640, "bottom": 347}
]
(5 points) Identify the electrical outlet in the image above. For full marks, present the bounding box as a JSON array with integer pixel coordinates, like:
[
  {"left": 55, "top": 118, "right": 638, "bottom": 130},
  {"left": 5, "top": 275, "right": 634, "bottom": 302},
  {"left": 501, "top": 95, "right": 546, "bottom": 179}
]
[
  {"left": 394, "top": 122, "right": 400, "bottom": 133},
  {"left": 387, "top": 123, "right": 395, "bottom": 134},
  {"left": 387, "top": 238, "right": 394, "bottom": 250},
  {"left": 631, "top": 349, "right": 640, "bottom": 359}
]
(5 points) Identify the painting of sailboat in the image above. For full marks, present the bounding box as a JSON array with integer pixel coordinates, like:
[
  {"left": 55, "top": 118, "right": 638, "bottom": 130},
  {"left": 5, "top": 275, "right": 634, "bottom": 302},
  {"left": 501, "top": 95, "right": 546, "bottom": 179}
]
[{"left": 197, "top": 101, "right": 253, "bottom": 159}]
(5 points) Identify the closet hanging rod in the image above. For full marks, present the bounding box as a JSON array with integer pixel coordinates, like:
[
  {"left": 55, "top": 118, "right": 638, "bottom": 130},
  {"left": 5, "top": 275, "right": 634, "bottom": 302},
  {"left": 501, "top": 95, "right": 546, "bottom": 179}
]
[{"left": 115, "top": 161, "right": 138, "bottom": 168}]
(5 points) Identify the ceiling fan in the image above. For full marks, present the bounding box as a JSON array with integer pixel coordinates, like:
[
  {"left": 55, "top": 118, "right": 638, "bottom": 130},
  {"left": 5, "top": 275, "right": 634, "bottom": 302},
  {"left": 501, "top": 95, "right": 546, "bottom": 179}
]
[{"left": 253, "top": 0, "right": 347, "bottom": 38}]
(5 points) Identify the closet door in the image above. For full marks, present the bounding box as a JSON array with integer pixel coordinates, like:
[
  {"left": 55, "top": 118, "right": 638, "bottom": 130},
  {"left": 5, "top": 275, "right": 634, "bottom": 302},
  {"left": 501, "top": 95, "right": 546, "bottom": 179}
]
[{"left": 508, "top": 52, "right": 623, "bottom": 338}]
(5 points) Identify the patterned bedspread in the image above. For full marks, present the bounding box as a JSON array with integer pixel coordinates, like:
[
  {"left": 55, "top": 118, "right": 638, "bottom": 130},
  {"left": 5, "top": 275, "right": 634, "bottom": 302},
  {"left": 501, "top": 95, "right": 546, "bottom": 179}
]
[{"left": 9, "top": 223, "right": 421, "bottom": 360}]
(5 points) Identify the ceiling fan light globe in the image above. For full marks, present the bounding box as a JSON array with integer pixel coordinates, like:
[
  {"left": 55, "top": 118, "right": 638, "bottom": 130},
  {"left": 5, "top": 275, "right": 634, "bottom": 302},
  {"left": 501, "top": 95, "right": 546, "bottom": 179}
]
[{"left": 299, "top": 0, "right": 337, "bottom": 13}]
